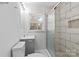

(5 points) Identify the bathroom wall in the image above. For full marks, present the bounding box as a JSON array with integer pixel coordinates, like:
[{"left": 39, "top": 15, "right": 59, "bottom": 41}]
[
  {"left": 47, "top": 9, "right": 55, "bottom": 56},
  {"left": 21, "top": 13, "right": 46, "bottom": 51},
  {"left": 55, "top": 2, "right": 79, "bottom": 57},
  {"left": 27, "top": 31, "right": 46, "bottom": 51},
  {"left": 0, "top": 2, "right": 21, "bottom": 57},
  {"left": 27, "top": 15, "right": 46, "bottom": 51}
]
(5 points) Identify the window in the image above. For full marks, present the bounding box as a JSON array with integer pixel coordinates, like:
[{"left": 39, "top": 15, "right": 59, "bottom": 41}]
[{"left": 30, "top": 16, "right": 44, "bottom": 30}]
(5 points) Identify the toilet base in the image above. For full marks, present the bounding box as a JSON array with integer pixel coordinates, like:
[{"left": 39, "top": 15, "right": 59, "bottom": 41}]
[{"left": 27, "top": 49, "right": 51, "bottom": 57}]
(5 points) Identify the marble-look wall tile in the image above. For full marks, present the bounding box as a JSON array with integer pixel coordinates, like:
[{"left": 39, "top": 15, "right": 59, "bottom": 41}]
[{"left": 55, "top": 2, "right": 79, "bottom": 57}]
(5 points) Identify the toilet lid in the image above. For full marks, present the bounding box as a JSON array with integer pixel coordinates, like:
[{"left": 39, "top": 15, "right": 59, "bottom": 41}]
[{"left": 27, "top": 53, "right": 46, "bottom": 57}]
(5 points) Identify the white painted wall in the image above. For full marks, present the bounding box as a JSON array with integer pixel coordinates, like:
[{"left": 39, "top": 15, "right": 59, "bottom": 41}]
[{"left": 0, "top": 3, "right": 21, "bottom": 57}]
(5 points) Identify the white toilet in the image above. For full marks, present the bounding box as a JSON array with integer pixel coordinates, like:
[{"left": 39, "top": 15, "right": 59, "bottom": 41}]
[
  {"left": 12, "top": 42, "right": 25, "bottom": 57},
  {"left": 12, "top": 35, "right": 50, "bottom": 57},
  {"left": 27, "top": 49, "right": 51, "bottom": 57},
  {"left": 12, "top": 42, "right": 50, "bottom": 57},
  {"left": 27, "top": 53, "right": 46, "bottom": 57}
]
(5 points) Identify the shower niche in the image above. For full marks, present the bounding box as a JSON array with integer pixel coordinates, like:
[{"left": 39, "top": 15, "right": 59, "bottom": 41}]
[{"left": 68, "top": 19, "right": 79, "bottom": 28}]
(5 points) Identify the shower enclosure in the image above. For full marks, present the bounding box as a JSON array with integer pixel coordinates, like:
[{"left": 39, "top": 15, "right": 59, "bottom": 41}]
[{"left": 46, "top": 9, "right": 55, "bottom": 57}]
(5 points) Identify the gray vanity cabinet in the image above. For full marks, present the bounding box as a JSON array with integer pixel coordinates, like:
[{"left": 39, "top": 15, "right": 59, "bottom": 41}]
[{"left": 20, "top": 39, "right": 35, "bottom": 56}]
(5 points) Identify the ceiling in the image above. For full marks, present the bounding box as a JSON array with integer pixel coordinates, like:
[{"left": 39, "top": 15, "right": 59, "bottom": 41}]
[{"left": 24, "top": 2, "right": 57, "bottom": 16}]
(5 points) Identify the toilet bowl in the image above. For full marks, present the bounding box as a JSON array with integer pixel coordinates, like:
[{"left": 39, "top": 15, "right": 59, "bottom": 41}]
[{"left": 27, "top": 53, "right": 46, "bottom": 57}]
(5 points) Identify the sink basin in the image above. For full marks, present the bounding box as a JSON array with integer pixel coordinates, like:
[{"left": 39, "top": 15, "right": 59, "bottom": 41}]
[{"left": 21, "top": 35, "right": 35, "bottom": 40}]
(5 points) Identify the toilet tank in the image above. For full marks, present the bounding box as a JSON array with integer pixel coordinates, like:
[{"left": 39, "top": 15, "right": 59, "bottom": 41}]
[
  {"left": 20, "top": 35, "right": 35, "bottom": 56},
  {"left": 11, "top": 42, "right": 25, "bottom": 57}
]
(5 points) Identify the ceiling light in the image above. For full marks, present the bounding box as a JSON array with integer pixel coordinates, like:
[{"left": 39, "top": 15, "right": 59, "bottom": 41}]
[{"left": 25, "top": 8, "right": 30, "bottom": 14}]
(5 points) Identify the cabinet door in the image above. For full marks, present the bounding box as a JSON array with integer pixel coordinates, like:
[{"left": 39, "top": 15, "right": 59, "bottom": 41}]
[{"left": 25, "top": 39, "right": 35, "bottom": 56}]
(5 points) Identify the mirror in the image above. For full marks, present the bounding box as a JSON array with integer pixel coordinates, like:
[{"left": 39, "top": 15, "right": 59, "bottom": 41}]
[{"left": 30, "top": 16, "right": 44, "bottom": 30}]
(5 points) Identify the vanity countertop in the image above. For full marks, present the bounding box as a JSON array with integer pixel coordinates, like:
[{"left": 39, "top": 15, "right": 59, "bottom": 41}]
[{"left": 21, "top": 35, "right": 35, "bottom": 39}]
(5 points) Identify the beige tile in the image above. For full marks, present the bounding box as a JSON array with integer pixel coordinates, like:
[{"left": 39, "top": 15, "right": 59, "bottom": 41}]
[
  {"left": 65, "top": 48, "right": 71, "bottom": 53},
  {"left": 55, "top": 44, "right": 61, "bottom": 52},
  {"left": 55, "top": 27, "right": 66, "bottom": 33},
  {"left": 71, "top": 2, "right": 79, "bottom": 9},
  {"left": 66, "top": 6, "right": 79, "bottom": 18},
  {"left": 70, "top": 42, "right": 79, "bottom": 50},
  {"left": 71, "top": 34, "right": 79, "bottom": 43},
  {"left": 60, "top": 45, "right": 66, "bottom": 52},
  {"left": 65, "top": 2, "right": 71, "bottom": 12},
  {"left": 66, "top": 44, "right": 77, "bottom": 57},
  {"left": 60, "top": 14, "right": 65, "bottom": 20},
  {"left": 66, "top": 40, "right": 71, "bottom": 49},
  {"left": 56, "top": 52, "right": 67, "bottom": 57},
  {"left": 66, "top": 11, "right": 71, "bottom": 19},
  {"left": 55, "top": 32, "right": 61, "bottom": 39},
  {"left": 76, "top": 48, "right": 79, "bottom": 56},
  {"left": 76, "top": 52, "right": 79, "bottom": 57},
  {"left": 55, "top": 21, "right": 62, "bottom": 27},
  {"left": 55, "top": 45, "right": 65, "bottom": 52},
  {"left": 55, "top": 39, "right": 61, "bottom": 45},
  {"left": 55, "top": 27, "right": 61, "bottom": 33},
  {"left": 60, "top": 2, "right": 70, "bottom": 15},
  {"left": 55, "top": 26, "right": 61, "bottom": 29},
  {"left": 55, "top": 16, "right": 61, "bottom": 21},
  {"left": 60, "top": 21, "right": 67, "bottom": 27},
  {"left": 66, "top": 29, "right": 79, "bottom": 34},
  {"left": 55, "top": 29, "right": 60, "bottom": 33},
  {"left": 60, "top": 32, "right": 66, "bottom": 39},
  {"left": 60, "top": 39, "right": 66, "bottom": 46},
  {"left": 65, "top": 33, "right": 70, "bottom": 40},
  {"left": 65, "top": 48, "right": 72, "bottom": 57},
  {"left": 55, "top": 38, "right": 61, "bottom": 41},
  {"left": 71, "top": 7, "right": 79, "bottom": 16},
  {"left": 55, "top": 21, "right": 61, "bottom": 25},
  {"left": 60, "top": 7, "right": 66, "bottom": 15}
]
